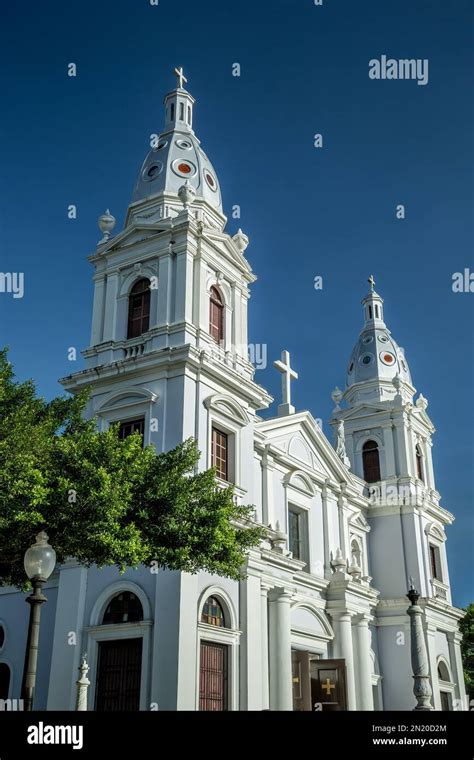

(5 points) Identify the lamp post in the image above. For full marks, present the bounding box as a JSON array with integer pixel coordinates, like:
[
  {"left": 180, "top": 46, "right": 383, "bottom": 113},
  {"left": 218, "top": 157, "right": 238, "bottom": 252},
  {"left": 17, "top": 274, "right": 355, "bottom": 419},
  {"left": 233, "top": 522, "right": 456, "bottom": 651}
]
[
  {"left": 21, "top": 531, "right": 56, "bottom": 711},
  {"left": 406, "top": 578, "right": 433, "bottom": 711}
]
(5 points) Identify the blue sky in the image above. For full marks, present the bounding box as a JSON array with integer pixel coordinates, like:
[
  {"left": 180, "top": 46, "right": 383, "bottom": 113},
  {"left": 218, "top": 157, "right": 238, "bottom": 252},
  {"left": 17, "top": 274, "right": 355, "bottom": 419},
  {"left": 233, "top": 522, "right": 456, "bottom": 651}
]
[{"left": 0, "top": 0, "right": 472, "bottom": 606}]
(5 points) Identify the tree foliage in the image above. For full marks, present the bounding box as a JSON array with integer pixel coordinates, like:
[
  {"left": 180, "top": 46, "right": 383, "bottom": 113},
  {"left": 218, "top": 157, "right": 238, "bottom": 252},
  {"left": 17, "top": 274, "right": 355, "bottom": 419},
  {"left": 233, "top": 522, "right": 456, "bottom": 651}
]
[
  {"left": 0, "top": 349, "right": 263, "bottom": 588},
  {"left": 459, "top": 603, "right": 474, "bottom": 699}
]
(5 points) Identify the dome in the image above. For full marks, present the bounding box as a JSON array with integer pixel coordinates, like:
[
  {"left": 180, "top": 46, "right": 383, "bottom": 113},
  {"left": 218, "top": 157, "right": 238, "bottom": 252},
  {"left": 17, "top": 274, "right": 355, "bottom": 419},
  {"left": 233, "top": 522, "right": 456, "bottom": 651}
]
[
  {"left": 132, "top": 131, "right": 222, "bottom": 212},
  {"left": 131, "top": 69, "right": 223, "bottom": 214},
  {"left": 346, "top": 277, "right": 412, "bottom": 389}
]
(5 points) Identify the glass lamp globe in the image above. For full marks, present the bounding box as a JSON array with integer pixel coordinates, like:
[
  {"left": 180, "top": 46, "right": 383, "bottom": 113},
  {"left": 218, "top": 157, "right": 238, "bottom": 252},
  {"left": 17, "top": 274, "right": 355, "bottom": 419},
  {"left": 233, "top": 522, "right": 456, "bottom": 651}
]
[{"left": 24, "top": 531, "right": 56, "bottom": 581}]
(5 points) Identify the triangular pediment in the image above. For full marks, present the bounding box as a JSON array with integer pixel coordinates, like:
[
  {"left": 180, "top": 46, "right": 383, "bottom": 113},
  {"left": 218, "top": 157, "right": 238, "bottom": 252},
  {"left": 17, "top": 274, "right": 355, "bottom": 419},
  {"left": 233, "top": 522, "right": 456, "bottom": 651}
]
[
  {"left": 337, "top": 403, "right": 390, "bottom": 422},
  {"left": 256, "top": 411, "right": 360, "bottom": 486},
  {"left": 96, "top": 223, "right": 171, "bottom": 256}
]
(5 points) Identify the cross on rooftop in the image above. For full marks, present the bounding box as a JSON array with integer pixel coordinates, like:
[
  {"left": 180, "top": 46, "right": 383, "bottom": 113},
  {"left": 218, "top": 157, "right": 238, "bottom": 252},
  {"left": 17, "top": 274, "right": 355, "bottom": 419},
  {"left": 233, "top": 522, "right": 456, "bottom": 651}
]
[
  {"left": 274, "top": 350, "right": 298, "bottom": 417},
  {"left": 368, "top": 274, "right": 376, "bottom": 292},
  {"left": 174, "top": 66, "right": 187, "bottom": 89}
]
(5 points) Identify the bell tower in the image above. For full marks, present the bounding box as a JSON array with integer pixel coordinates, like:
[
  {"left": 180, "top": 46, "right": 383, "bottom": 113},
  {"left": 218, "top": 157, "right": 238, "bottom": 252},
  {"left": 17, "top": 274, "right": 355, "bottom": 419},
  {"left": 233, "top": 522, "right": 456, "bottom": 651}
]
[
  {"left": 330, "top": 277, "right": 450, "bottom": 601},
  {"left": 60, "top": 68, "right": 271, "bottom": 478},
  {"left": 329, "top": 278, "right": 465, "bottom": 710}
]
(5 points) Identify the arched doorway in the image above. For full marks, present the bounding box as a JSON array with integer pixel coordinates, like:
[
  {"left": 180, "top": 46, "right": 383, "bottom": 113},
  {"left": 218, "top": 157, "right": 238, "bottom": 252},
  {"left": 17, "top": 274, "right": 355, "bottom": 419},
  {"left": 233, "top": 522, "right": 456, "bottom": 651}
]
[{"left": 95, "top": 591, "right": 144, "bottom": 711}]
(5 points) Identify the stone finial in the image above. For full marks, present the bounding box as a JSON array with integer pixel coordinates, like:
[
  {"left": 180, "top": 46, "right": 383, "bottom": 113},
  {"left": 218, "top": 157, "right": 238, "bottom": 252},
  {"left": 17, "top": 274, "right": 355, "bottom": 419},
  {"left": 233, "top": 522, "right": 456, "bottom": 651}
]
[
  {"left": 416, "top": 393, "right": 428, "bottom": 411},
  {"left": 98, "top": 209, "right": 116, "bottom": 243},
  {"left": 75, "top": 653, "right": 90, "bottom": 711},
  {"left": 348, "top": 553, "right": 361, "bottom": 581},
  {"left": 393, "top": 373, "right": 403, "bottom": 405},
  {"left": 271, "top": 521, "right": 289, "bottom": 555},
  {"left": 331, "top": 386, "right": 343, "bottom": 413},
  {"left": 331, "top": 547, "right": 347, "bottom": 574},
  {"left": 178, "top": 180, "right": 196, "bottom": 209},
  {"left": 233, "top": 228, "right": 249, "bottom": 253}
]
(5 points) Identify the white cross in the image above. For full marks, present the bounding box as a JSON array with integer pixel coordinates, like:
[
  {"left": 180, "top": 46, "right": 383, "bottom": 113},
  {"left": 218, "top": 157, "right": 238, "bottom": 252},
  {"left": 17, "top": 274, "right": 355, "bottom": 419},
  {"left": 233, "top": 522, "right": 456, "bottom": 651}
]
[
  {"left": 273, "top": 350, "right": 298, "bottom": 416},
  {"left": 174, "top": 66, "right": 187, "bottom": 89},
  {"left": 368, "top": 274, "right": 376, "bottom": 292}
]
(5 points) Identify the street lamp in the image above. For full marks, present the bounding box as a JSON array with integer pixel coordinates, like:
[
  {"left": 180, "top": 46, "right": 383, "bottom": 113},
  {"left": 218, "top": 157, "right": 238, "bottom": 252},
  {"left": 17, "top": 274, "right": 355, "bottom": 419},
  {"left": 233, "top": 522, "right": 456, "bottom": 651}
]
[{"left": 21, "top": 531, "right": 56, "bottom": 711}]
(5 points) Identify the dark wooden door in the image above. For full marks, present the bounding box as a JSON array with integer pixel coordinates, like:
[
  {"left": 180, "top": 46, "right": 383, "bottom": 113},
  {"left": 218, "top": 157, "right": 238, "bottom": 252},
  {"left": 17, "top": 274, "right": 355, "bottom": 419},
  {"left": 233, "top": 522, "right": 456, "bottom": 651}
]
[
  {"left": 199, "top": 641, "right": 229, "bottom": 711},
  {"left": 310, "top": 659, "right": 347, "bottom": 711},
  {"left": 95, "top": 638, "right": 142, "bottom": 711}
]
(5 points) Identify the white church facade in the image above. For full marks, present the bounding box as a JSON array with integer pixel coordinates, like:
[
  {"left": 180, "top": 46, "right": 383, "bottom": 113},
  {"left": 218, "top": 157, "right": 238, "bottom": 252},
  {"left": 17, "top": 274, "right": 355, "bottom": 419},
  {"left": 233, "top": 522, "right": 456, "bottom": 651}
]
[{"left": 0, "top": 69, "right": 467, "bottom": 712}]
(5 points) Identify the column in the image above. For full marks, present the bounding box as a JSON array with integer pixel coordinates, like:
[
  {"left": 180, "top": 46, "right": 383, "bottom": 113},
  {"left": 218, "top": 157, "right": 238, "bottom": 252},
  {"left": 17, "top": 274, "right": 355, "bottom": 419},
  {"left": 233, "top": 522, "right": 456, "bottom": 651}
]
[
  {"left": 232, "top": 283, "right": 243, "bottom": 355},
  {"left": 261, "top": 584, "right": 271, "bottom": 710},
  {"left": 425, "top": 623, "right": 441, "bottom": 709},
  {"left": 240, "top": 574, "right": 262, "bottom": 710},
  {"left": 241, "top": 289, "right": 249, "bottom": 353},
  {"left": 90, "top": 275, "right": 105, "bottom": 345},
  {"left": 102, "top": 271, "right": 119, "bottom": 342},
  {"left": 337, "top": 492, "right": 348, "bottom": 559},
  {"left": 47, "top": 563, "right": 88, "bottom": 710},
  {"left": 268, "top": 589, "right": 293, "bottom": 710},
  {"left": 424, "top": 439, "right": 436, "bottom": 491},
  {"left": 176, "top": 573, "right": 199, "bottom": 709},
  {"left": 382, "top": 423, "right": 396, "bottom": 478},
  {"left": 321, "top": 479, "right": 331, "bottom": 579},
  {"left": 447, "top": 631, "right": 468, "bottom": 710},
  {"left": 330, "top": 611, "right": 357, "bottom": 710},
  {"left": 174, "top": 248, "right": 193, "bottom": 324},
  {"left": 157, "top": 252, "right": 173, "bottom": 326},
  {"left": 393, "top": 419, "right": 409, "bottom": 477},
  {"left": 261, "top": 446, "right": 275, "bottom": 527},
  {"left": 353, "top": 615, "right": 374, "bottom": 710},
  {"left": 406, "top": 422, "right": 418, "bottom": 479}
]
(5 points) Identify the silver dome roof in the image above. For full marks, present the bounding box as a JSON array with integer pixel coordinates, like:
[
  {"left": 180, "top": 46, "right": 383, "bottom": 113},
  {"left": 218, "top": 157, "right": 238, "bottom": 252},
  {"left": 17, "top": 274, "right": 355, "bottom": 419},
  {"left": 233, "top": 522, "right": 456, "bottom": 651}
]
[
  {"left": 132, "top": 73, "right": 222, "bottom": 214},
  {"left": 346, "top": 278, "right": 412, "bottom": 388}
]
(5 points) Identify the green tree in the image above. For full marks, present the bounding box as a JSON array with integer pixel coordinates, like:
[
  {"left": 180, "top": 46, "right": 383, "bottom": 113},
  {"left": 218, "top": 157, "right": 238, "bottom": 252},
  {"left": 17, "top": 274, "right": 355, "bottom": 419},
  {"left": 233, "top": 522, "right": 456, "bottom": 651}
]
[
  {"left": 459, "top": 603, "right": 474, "bottom": 699},
  {"left": 0, "top": 349, "right": 263, "bottom": 588}
]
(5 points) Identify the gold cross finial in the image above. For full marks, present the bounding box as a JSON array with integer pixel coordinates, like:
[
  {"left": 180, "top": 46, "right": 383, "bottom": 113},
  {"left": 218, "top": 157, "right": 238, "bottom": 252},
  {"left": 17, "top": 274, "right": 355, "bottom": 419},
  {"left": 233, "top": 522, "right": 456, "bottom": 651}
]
[{"left": 174, "top": 66, "right": 188, "bottom": 89}]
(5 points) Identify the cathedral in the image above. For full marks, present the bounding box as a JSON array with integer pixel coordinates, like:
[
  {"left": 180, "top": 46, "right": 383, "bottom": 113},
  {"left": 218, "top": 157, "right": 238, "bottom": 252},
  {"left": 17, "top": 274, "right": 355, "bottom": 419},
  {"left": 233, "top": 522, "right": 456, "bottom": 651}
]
[{"left": 0, "top": 69, "right": 467, "bottom": 712}]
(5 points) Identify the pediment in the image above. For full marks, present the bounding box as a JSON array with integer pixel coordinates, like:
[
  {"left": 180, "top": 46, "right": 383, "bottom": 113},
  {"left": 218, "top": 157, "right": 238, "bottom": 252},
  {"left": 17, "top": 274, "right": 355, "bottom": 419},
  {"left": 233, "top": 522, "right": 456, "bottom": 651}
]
[
  {"left": 203, "top": 393, "right": 250, "bottom": 425},
  {"left": 256, "top": 412, "right": 358, "bottom": 485},
  {"left": 339, "top": 403, "right": 387, "bottom": 422},
  {"left": 349, "top": 512, "right": 370, "bottom": 532},
  {"left": 96, "top": 387, "right": 157, "bottom": 412},
  {"left": 96, "top": 223, "right": 171, "bottom": 256}
]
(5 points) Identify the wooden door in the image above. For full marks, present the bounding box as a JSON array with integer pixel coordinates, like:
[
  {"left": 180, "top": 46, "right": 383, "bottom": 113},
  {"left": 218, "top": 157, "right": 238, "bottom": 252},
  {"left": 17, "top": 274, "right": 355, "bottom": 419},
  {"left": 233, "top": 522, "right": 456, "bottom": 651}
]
[
  {"left": 199, "top": 641, "right": 229, "bottom": 711},
  {"left": 95, "top": 638, "right": 142, "bottom": 711},
  {"left": 310, "top": 659, "right": 347, "bottom": 711}
]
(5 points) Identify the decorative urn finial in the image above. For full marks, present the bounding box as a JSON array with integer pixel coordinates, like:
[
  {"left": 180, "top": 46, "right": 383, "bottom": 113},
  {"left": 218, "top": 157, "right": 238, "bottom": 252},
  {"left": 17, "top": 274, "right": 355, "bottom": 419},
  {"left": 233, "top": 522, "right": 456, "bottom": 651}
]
[
  {"left": 416, "top": 393, "right": 428, "bottom": 411},
  {"left": 98, "top": 209, "right": 116, "bottom": 242},
  {"left": 233, "top": 228, "right": 249, "bottom": 253},
  {"left": 331, "top": 386, "right": 343, "bottom": 412}
]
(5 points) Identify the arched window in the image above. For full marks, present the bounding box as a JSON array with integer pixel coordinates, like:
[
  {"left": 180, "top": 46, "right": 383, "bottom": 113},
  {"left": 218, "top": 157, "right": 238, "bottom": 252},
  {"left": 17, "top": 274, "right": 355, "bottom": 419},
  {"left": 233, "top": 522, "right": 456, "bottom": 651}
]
[
  {"left": 102, "top": 591, "right": 144, "bottom": 625},
  {"left": 437, "top": 661, "right": 452, "bottom": 710},
  {"left": 0, "top": 625, "right": 5, "bottom": 650},
  {"left": 127, "top": 279, "right": 150, "bottom": 339},
  {"left": 0, "top": 663, "right": 10, "bottom": 700},
  {"left": 362, "top": 440, "right": 381, "bottom": 483},
  {"left": 209, "top": 286, "right": 224, "bottom": 344},
  {"left": 201, "top": 596, "right": 226, "bottom": 627},
  {"left": 437, "top": 661, "right": 450, "bottom": 682},
  {"left": 416, "top": 444, "right": 424, "bottom": 482}
]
